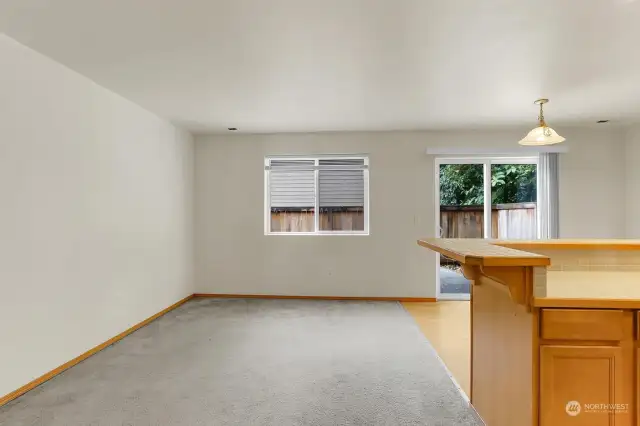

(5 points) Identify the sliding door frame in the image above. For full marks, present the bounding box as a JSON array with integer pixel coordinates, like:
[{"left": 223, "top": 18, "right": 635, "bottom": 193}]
[{"left": 434, "top": 156, "right": 539, "bottom": 301}]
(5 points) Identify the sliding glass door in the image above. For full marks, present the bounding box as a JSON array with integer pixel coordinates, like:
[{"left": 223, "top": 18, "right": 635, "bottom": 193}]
[
  {"left": 490, "top": 159, "right": 538, "bottom": 239},
  {"left": 437, "top": 161, "right": 486, "bottom": 299},
  {"left": 435, "top": 157, "right": 538, "bottom": 300}
]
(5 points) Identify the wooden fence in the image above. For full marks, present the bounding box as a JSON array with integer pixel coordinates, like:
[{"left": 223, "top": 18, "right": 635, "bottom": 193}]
[
  {"left": 269, "top": 203, "right": 535, "bottom": 237},
  {"left": 440, "top": 203, "right": 537, "bottom": 239},
  {"left": 271, "top": 209, "right": 365, "bottom": 232}
]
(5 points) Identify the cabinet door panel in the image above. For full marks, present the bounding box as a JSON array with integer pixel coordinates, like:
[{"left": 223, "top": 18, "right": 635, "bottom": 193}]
[{"left": 540, "top": 345, "right": 628, "bottom": 426}]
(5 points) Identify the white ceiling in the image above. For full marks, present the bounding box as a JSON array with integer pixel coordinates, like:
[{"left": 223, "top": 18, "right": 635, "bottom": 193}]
[{"left": 1, "top": 0, "right": 640, "bottom": 134}]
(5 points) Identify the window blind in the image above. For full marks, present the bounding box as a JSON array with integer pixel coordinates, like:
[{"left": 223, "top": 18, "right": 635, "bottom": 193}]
[
  {"left": 268, "top": 160, "right": 315, "bottom": 209},
  {"left": 266, "top": 158, "right": 367, "bottom": 209},
  {"left": 318, "top": 159, "right": 365, "bottom": 208},
  {"left": 538, "top": 153, "right": 560, "bottom": 238}
]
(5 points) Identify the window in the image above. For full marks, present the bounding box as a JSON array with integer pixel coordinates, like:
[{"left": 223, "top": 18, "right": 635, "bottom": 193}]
[
  {"left": 265, "top": 156, "right": 369, "bottom": 234},
  {"left": 436, "top": 156, "right": 539, "bottom": 241}
]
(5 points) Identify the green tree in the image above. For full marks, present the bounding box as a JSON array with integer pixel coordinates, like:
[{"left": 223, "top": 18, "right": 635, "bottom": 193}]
[{"left": 439, "top": 164, "right": 536, "bottom": 206}]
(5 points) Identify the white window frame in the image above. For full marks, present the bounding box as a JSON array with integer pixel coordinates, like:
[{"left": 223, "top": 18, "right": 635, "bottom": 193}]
[
  {"left": 264, "top": 155, "right": 370, "bottom": 236},
  {"left": 434, "top": 155, "right": 539, "bottom": 301}
]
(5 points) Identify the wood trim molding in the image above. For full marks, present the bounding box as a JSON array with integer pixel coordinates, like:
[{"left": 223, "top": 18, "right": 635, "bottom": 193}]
[
  {"left": 193, "top": 294, "right": 436, "bottom": 302},
  {"left": 533, "top": 297, "right": 640, "bottom": 310},
  {"left": 0, "top": 294, "right": 194, "bottom": 408}
]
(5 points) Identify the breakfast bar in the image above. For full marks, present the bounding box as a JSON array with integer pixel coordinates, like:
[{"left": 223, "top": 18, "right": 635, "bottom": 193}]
[{"left": 418, "top": 238, "right": 640, "bottom": 426}]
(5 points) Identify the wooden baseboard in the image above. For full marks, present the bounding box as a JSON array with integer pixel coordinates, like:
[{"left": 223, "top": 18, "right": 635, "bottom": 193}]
[
  {"left": 193, "top": 294, "right": 436, "bottom": 302},
  {"left": 0, "top": 294, "right": 194, "bottom": 408}
]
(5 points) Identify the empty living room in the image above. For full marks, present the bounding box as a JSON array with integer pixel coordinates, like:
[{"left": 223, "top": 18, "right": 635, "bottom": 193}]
[{"left": 2, "top": 1, "right": 640, "bottom": 425}]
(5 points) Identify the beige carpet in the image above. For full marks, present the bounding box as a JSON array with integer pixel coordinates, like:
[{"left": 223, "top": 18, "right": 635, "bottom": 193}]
[{"left": 1, "top": 299, "right": 481, "bottom": 425}]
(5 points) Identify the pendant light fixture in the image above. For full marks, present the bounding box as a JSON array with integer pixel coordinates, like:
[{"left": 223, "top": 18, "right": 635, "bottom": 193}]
[{"left": 518, "top": 98, "right": 565, "bottom": 146}]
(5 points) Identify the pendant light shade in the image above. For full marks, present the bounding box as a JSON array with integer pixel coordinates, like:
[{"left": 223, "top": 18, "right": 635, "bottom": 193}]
[
  {"left": 518, "top": 125, "right": 565, "bottom": 146},
  {"left": 518, "top": 99, "right": 565, "bottom": 146}
]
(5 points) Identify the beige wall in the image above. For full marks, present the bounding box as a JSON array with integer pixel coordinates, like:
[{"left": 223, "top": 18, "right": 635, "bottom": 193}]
[
  {"left": 195, "top": 127, "right": 626, "bottom": 297},
  {"left": 626, "top": 125, "right": 640, "bottom": 238},
  {"left": 0, "top": 35, "right": 194, "bottom": 397}
]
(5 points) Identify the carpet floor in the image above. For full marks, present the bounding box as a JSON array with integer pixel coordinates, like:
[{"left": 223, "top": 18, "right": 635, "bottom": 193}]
[{"left": 1, "top": 299, "right": 482, "bottom": 425}]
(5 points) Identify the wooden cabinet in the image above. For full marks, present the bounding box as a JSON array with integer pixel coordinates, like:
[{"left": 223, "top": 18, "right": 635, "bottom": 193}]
[
  {"left": 538, "top": 309, "right": 635, "bottom": 426},
  {"left": 540, "top": 345, "right": 626, "bottom": 426},
  {"left": 638, "top": 349, "right": 640, "bottom": 426}
]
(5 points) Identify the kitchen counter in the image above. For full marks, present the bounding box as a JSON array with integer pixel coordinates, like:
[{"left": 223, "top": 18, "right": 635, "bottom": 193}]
[
  {"left": 417, "top": 238, "right": 550, "bottom": 266},
  {"left": 418, "top": 238, "right": 640, "bottom": 426}
]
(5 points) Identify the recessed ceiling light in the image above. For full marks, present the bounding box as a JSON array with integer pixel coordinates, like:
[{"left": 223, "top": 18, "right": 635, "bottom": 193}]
[
  {"left": 596, "top": 120, "right": 609, "bottom": 124},
  {"left": 228, "top": 127, "right": 238, "bottom": 131}
]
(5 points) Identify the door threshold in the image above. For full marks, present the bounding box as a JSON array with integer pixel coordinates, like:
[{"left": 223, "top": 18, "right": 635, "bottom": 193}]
[{"left": 437, "top": 294, "right": 470, "bottom": 301}]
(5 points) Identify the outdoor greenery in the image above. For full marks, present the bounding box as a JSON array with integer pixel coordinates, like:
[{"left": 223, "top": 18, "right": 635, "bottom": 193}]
[{"left": 439, "top": 164, "right": 537, "bottom": 206}]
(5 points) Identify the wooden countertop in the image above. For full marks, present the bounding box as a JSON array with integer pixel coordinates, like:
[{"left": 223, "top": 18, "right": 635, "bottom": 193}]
[
  {"left": 496, "top": 239, "right": 640, "bottom": 251},
  {"left": 417, "top": 238, "right": 551, "bottom": 267},
  {"left": 417, "top": 238, "right": 640, "bottom": 267}
]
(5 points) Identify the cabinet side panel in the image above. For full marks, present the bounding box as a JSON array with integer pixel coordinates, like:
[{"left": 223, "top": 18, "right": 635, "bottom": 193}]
[{"left": 472, "top": 276, "right": 534, "bottom": 426}]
